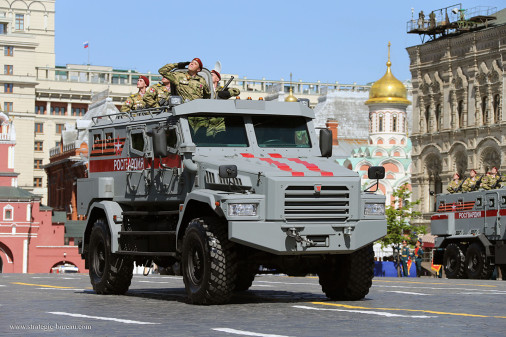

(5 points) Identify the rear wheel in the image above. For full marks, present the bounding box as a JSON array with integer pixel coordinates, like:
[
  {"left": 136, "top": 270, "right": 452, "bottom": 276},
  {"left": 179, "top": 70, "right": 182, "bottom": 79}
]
[
  {"left": 318, "top": 244, "right": 374, "bottom": 301},
  {"left": 443, "top": 243, "right": 466, "bottom": 279},
  {"left": 465, "top": 243, "right": 494, "bottom": 279},
  {"left": 182, "top": 217, "right": 237, "bottom": 304},
  {"left": 88, "top": 219, "right": 133, "bottom": 294}
]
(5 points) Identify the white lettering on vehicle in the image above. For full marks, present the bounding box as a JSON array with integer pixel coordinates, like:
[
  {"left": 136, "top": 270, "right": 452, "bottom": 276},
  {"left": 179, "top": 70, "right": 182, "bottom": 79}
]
[
  {"left": 113, "top": 158, "right": 145, "bottom": 171},
  {"left": 457, "top": 211, "right": 482, "bottom": 219}
]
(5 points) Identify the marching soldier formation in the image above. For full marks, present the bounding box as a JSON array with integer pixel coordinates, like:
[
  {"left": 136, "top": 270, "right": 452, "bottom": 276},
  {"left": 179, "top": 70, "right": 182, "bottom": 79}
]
[
  {"left": 448, "top": 167, "right": 503, "bottom": 194},
  {"left": 120, "top": 57, "right": 242, "bottom": 113}
]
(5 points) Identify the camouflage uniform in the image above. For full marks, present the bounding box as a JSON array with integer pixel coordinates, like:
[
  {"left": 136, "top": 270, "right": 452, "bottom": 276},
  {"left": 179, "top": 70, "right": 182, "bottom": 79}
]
[
  {"left": 158, "top": 63, "right": 211, "bottom": 102},
  {"left": 482, "top": 174, "right": 501, "bottom": 190},
  {"left": 215, "top": 86, "right": 240, "bottom": 100},
  {"left": 143, "top": 83, "right": 171, "bottom": 108},
  {"left": 189, "top": 116, "right": 225, "bottom": 138},
  {"left": 462, "top": 176, "right": 480, "bottom": 192},
  {"left": 120, "top": 93, "right": 146, "bottom": 112},
  {"left": 447, "top": 179, "right": 461, "bottom": 193}
]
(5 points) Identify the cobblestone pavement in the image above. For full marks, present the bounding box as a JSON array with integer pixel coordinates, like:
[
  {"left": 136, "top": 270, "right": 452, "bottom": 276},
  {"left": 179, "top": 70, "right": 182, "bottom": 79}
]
[{"left": 0, "top": 273, "right": 505, "bottom": 336}]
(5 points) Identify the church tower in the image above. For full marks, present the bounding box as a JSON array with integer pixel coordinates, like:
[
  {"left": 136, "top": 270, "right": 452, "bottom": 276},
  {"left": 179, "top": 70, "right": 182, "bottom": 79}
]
[{"left": 365, "top": 42, "right": 411, "bottom": 147}]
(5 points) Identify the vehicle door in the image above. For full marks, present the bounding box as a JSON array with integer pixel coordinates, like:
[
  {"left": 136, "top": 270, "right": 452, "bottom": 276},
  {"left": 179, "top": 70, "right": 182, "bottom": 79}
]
[{"left": 484, "top": 192, "right": 499, "bottom": 236}]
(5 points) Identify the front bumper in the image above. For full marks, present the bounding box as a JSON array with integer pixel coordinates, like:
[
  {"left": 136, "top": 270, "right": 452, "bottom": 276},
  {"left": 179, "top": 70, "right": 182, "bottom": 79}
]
[{"left": 228, "top": 219, "right": 386, "bottom": 255}]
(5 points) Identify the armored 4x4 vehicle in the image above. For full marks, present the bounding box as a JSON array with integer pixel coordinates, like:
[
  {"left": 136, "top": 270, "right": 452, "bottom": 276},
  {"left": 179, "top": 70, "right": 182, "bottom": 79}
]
[
  {"left": 431, "top": 190, "right": 506, "bottom": 279},
  {"left": 78, "top": 80, "right": 387, "bottom": 304}
]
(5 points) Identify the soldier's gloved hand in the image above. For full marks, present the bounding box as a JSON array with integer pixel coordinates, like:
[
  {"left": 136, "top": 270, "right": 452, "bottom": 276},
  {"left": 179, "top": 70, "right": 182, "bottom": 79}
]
[
  {"left": 177, "top": 62, "right": 190, "bottom": 69},
  {"left": 217, "top": 90, "right": 232, "bottom": 99}
]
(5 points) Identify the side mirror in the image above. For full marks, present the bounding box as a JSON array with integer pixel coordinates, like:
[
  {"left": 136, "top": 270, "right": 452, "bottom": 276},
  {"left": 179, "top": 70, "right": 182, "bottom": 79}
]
[
  {"left": 219, "top": 165, "right": 237, "bottom": 179},
  {"left": 319, "top": 129, "right": 332, "bottom": 158},
  {"left": 367, "top": 166, "right": 385, "bottom": 179},
  {"left": 150, "top": 128, "right": 167, "bottom": 157}
]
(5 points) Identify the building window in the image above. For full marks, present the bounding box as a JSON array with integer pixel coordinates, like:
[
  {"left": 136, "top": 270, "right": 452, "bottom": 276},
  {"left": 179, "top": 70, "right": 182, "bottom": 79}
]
[
  {"left": 392, "top": 115, "right": 397, "bottom": 132},
  {"left": 56, "top": 124, "right": 64, "bottom": 134},
  {"left": 457, "top": 100, "right": 464, "bottom": 128},
  {"left": 33, "top": 177, "right": 42, "bottom": 187},
  {"left": 4, "top": 65, "right": 13, "bottom": 75},
  {"left": 4, "top": 46, "right": 13, "bottom": 56},
  {"left": 34, "top": 141, "right": 43, "bottom": 151},
  {"left": 55, "top": 141, "right": 61, "bottom": 148},
  {"left": 34, "top": 123, "right": 43, "bottom": 133},
  {"left": 4, "top": 205, "right": 13, "bottom": 220},
  {"left": 425, "top": 105, "right": 430, "bottom": 132},
  {"left": 4, "top": 83, "right": 13, "bottom": 93},
  {"left": 34, "top": 159, "right": 43, "bottom": 169},
  {"left": 481, "top": 96, "right": 488, "bottom": 125},
  {"left": 50, "top": 106, "right": 66, "bottom": 115},
  {"left": 0, "top": 23, "right": 7, "bottom": 34},
  {"left": 4, "top": 102, "right": 13, "bottom": 112},
  {"left": 71, "top": 107, "right": 86, "bottom": 116},
  {"left": 493, "top": 94, "right": 501, "bottom": 123},
  {"left": 35, "top": 105, "right": 45, "bottom": 115},
  {"left": 435, "top": 104, "right": 441, "bottom": 131},
  {"left": 15, "top": 14, "right": 24, "bottom": 31},
  {"left": 378, "top": 116, "right": 383, "bottom": 132}
]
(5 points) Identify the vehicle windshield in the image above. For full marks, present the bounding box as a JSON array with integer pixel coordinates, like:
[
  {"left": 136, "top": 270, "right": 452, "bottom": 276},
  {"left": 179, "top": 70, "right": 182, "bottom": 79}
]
[
  {"left": 188, "top": 115, "right": 248, "bottom": 147},
  {"left": 253, "top": 116, "right": 311, "bottom": 148}
]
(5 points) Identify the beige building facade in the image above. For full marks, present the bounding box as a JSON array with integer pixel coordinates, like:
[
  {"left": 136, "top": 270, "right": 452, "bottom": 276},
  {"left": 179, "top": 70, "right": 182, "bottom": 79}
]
[
  {"left": 407, "top": 8, "right": 506, "bottom": 227},
  {"left": 1, "top": 0, "right": 373, "bottom": 203}
]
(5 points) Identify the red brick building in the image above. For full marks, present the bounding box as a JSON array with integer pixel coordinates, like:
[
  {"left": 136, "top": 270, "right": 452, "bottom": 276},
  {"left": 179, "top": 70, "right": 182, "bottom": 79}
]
[{"left": 0, "top": 112, "right": 84, "bottom": 273}]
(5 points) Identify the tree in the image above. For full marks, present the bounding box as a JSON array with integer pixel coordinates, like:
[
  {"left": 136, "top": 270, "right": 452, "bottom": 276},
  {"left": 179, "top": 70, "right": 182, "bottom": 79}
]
[{"left": 380, "top": 183, "right": 424, "bottom": 248}]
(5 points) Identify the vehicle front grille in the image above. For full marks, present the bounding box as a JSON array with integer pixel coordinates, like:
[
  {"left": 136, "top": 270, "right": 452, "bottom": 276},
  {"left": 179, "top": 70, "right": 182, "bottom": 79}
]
[{"left": 284, "top": 185, "right": 350, "bottom": 222}]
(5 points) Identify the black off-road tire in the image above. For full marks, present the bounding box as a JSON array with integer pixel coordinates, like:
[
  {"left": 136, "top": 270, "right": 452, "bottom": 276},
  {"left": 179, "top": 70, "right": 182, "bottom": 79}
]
[
  {"left": 465, "top": 243, "right": 494, "bottom": 279},
  {"left": 318, "top": 244, "right": 374, "bottom": 301},
  {"left": 182, "top": 217, "right": 237, "bottom": 304},
  {"left": 443, "top": 243, "right": 466, "bottom": 279},
  {"left": 500, "top": 265, "right": 506, "bottom": 281},
  {"left": 235, "top": 263, "right": 258, "bottom": 291},
  {"left": 88, "top": 219, "right": 133, "bottom": 294}
]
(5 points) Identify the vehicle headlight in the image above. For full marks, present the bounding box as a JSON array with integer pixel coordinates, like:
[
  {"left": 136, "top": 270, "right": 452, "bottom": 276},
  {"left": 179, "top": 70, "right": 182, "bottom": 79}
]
[
  {"left": 228, "top": 203, "right": 258, "bottom": 216},
  {"left": 364, "top": 203, "right": 385, "bottom": 216}
]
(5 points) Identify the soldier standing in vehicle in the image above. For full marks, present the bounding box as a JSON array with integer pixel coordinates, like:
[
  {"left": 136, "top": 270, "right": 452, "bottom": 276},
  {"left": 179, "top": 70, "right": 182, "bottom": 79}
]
[
  {"left": 462, "top": 169, "right": 480, "bottom": 192},
  {"left": 400, "top": 240, "right": 412, "bottom": 277},
  {"left": 414, "top": 239, "right": 424, "bottom": 277},
  {"left": 447, "top": 172, "right": 462, "bottom": 193},
  {"left": 158, "top": 58, "right": 211, "bottom": 102},
  {"left": 211, "top": 70, "right": 240, "bottom": 99},
  {"left": 144, "top": 77, "right": 171, "bottom": 108},
  {"left": 120, "top": 75, "right": 149, "bottom": 112},
  {"left": 482, "top": 166, "right": 501, "bottom": 190}
]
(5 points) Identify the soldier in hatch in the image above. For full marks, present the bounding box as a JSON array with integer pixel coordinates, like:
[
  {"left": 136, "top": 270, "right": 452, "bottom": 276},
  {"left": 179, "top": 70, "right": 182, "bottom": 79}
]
[
  {"left": 158, "top": 58, "right": 211, "bottom": 102},
  {"left": 462, "top": 169, "right": 481, "bottom": 192},
  {"left": 144, "top": 76, "right": 171, "bottom": 108},
  {"left": 211, "top": 70, "right": 240, "bottom": 99},
  {"left": 120, "top": 75, "right": 149, "bottom": 112},
  {"left": 482, "top": 166, "right": 501, "bottom": 190},
  {"left": 447, "top": 172, "right": 462, "bottom": 194}
]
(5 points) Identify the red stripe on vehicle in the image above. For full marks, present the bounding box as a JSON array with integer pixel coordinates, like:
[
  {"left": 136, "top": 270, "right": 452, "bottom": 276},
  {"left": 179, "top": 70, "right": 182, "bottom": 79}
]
[
  {"left": 259, "top": 158, "right": 304, "bottom": 175},
  {"left": 431, "top": 214, "right": 448, "bottom": 220},
  {"left": 288, "top": 158, "right": 334, "bottom": 176},
  {"left": 269, "top": 153, "right": 282, "bottom": 158},
  {"left": 240, "top": 153, "right": 254, "bottom": 158}
]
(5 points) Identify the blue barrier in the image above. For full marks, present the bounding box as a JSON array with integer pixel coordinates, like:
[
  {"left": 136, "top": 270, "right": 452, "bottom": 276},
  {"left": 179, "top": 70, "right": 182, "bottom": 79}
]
[{"left": 374, "top": 261, "right": 416, "bottom": 277}]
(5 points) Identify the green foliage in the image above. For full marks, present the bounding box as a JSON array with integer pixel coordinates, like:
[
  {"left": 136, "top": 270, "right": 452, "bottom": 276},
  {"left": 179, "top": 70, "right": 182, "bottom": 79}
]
[{"left": 380, "top": 183, "right": 425, "bottom": 248}]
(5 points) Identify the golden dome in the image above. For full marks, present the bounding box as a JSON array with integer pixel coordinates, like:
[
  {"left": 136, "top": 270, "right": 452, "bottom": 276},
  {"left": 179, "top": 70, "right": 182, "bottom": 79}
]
[
  {"left": 365, "top": 43, "right": 411, "bottom": 105},
  {"left": 285, "top": 87, "right": 298, "bottom": 102}
]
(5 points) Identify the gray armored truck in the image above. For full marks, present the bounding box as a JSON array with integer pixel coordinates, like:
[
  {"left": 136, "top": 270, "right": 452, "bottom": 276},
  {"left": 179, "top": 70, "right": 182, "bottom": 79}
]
[
  {"left": 431, "top": 190, "right": 506, "bottom": 279},
  {"left": 77, "top": 83, "right": 387, "bottom": 304}
]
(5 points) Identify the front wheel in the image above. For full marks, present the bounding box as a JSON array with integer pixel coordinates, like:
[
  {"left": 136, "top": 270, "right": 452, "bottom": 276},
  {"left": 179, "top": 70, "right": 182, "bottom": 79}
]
[
  {"left": 88, "top": 219, "right": 133, "bottom": 294},
  {"left": 443, "top": 243, "right": 466, "bottom": 279},
  {"left": 318, "top": 244, "right": 374, "bottom": 301},
  {"left": 182, "top": 217, "right": 237, "bottom": 304}
]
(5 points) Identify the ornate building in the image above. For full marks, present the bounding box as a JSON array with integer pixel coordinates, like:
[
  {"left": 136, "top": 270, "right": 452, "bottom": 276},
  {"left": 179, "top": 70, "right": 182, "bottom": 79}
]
[
  {"left": 407, "top": 8, "right": 506, "bottom": 227},
  {"left": 337, "top": 44, "right": 412, "bottom": 204}
]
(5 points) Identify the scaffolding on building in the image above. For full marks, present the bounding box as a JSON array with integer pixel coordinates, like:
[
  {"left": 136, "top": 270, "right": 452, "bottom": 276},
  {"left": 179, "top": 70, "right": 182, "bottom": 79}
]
[{"left": 407, "top": 4, "right": 497, "bottom": 43}]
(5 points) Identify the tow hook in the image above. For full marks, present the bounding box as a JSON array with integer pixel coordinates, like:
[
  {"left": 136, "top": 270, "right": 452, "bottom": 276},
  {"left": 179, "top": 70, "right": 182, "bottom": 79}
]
[{"left": 286, "top": 228, "right": 315, "bottom": 247}]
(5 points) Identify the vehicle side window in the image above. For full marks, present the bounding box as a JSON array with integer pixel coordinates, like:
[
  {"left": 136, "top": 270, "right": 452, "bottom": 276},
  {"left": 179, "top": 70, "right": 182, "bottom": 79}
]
[
  {"left": 502, "top": 196, "right": 506, "bottom": 205},
  {"left": 167, "top": 127, "right": 177, "bottom": 148},
  {"left": 476, "top": 197, "right": 482, "bottom": 207},
  {"left": 129, "top": 128, "right": 147, "bottom": 156},
  {"left": 489, "top": 198, "right": 495, "bottom": 208}
]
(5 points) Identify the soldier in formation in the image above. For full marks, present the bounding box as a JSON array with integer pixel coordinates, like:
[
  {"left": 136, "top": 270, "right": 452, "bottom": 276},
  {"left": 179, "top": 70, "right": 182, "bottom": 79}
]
[
  {"left": 462, "top": 169, "right": 481, "bottom": 192},
  {"left": 158, "top": 58, "right": 211, "bottom": 102},
  {"left": 211, "top": 70, "right": 241, "bottom": 99},
  {"left": 144, "top": 76, "right": 171, "bottom": 108},
  {"left": 447, "top": 172, "right": 462, "bottom": 193},
  {"left": 482, "top": 166, "right": 501, "bottom": 190},
  {"left": 414, "top": 239, "right": 424, "bottom": 277},
  {"left": 120, "top": 75, "right": 149, "bottom": 112},
  {"left": 400, "top": 240, "right": 412, "bottom": 277}
]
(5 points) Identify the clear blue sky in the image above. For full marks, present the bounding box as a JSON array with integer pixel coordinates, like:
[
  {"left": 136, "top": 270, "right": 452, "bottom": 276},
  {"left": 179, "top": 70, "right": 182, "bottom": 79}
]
[{"left": 55, "top": 0, "right": 505, "bottom": 85}]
